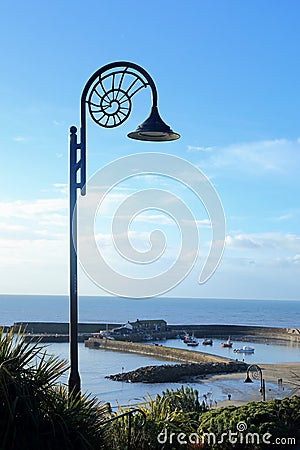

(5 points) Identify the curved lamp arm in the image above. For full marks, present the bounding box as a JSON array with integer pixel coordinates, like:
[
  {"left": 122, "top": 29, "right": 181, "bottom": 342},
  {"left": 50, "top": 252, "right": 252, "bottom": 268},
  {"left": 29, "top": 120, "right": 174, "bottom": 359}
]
[
  {"left": 71, "top": 61, "right": 179, "bottom": 195},
  {"left": 244, "top": 364, "right": 265, "bottom": 401},
  {"left": 244, "top": 364, "right": 262, "bottom": 382}
]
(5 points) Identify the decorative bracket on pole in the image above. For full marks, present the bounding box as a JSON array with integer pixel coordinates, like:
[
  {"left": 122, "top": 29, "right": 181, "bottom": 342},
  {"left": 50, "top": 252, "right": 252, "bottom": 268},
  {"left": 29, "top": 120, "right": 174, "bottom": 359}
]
[{"left": 71, "top": 61, "right": 179, "bottom": 196}]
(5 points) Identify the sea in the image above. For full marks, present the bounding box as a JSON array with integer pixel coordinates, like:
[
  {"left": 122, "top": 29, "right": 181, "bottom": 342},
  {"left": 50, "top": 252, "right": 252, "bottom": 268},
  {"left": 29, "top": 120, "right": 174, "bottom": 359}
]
[{"left": 1, "top": 295, "right": 300, "bottom": 407}]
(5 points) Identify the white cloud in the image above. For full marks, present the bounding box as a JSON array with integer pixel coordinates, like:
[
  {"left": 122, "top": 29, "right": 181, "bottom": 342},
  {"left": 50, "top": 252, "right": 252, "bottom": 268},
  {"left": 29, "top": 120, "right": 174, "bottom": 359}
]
[
  {"left": 0, "top": 238, "right": 67, "bottom": 267},
  {"left": 196, "top": 138, "right": 300, "bottom": 177},
  {"left": 12, "top": 136, "right": 28, "bottom": 142},
  {"left": 226, "top": 234, "right": 263, "bottom": 249},
  {"left": 0, "top": 195, "right": 69, "bottom": 294},
  {"left": 224, "top": 232, "right": 300, "bottom": 273},
  {"left": 276, "top": 214, "right": 293, "bottom": 221},
  {"left": 187, "top": 145, "right": 215, "bottom": 153},
  {"left": 0, "top": 198, "right": 68, "bottom": 244},
  {"left": 89, "top": 229, "right": 182, "bottom": 281},
  {"left": 37, "top": 213, "right": 67, "bottom": 228},
  {"left": 53, "top": 183, "right": 67, "bottom": 188},
  {"left": 273, "top": 210, "right": 300, "bottom": 222},
  {"left": 0, "top": 223, "right": 26, "bottom": 232},
  {"left": 225, "top": 232, "right": 300, "bottom": 252},
  {"left": 195, "top": 219, "right": 211, "bottom": 227},
  {"left": 53, "top": 183, "right": 68, "bottom": 194},
  {"left": 0, "top": 198, "right": 67, "bottom": 219},
  {"left": 132, "top": 213, "right": 174, "bottom": 225},
  {"left": 52, "top": 120, "right": 64, "bottom": 126},
  {"left": 276, "top": 254, "right": 300, "bottom": 266}
]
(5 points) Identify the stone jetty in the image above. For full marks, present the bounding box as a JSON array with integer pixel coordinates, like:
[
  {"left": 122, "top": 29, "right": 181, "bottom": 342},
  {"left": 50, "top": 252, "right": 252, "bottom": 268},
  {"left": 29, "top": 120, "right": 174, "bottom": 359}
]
[
  {"left": 86, "top": 337, "right": 248, "bottom": 384},
  {"left": 84, "top": 338, "right": 227, "bottom": 363},
  {"left": 107, "top": 361, "right": 248, "bottom": 383}
]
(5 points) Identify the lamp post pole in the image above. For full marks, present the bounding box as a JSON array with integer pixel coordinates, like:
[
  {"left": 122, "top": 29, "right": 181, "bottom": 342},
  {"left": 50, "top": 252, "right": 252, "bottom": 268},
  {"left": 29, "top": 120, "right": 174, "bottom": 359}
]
[
  {"left": 244, "top": 363, "right": 266, "bottom": 401},
  {"left": 68, "top": 61, "right": 180, "bottom": 395},
  {"left": 69, "top": 125, "right": 81, "bottom": 394}
]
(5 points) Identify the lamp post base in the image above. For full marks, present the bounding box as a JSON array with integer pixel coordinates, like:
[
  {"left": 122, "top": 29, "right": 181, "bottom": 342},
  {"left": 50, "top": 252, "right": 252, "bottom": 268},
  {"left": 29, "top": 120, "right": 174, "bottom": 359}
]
[{"left": 68, "top": 371, "right": 81, "bottom": 396}]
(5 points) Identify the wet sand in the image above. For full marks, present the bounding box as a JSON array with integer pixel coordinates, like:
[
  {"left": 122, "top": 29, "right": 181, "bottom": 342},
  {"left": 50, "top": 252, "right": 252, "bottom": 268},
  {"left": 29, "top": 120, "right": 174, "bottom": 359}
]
[
  {"left": 209, "top": 361, "right": 300, "bottom": 407},
  {"left": 261, "top": 362, "right": 300, "bottom": 388}
]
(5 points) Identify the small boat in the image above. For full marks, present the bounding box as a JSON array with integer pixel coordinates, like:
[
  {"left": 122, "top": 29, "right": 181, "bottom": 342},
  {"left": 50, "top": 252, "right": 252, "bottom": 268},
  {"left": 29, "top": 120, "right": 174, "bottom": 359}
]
[
  {"left": 202, "top": 338, "right": 213, "bottom": 345},
  {"left": 185, "top": 333, "right": 199, "bottom": 346},
  {"left": 221, "top": 337, "right": 233, "bottom": 348},
  {"left": 186, "top": 338, "right": 199, "bottom": 347},
  {"left": 179, "top": 333, "right": 188, "bottom": 340},
  {"left": 233, "top": 346, "right": 255, "bottom": 354},
  {"left": 183, "top": 334, "right": 190, "bottom": 343}
]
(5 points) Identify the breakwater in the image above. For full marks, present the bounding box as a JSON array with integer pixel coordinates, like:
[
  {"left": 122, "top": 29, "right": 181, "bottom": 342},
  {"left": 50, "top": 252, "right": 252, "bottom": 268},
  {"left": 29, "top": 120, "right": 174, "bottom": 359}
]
[
  {"left": 7, "top": 322, "right": 300, "bottom": 343},
  {"left": 13, "top": 322, "right": 120, "bottom": 334},
  {"left": 11, "top": 322, "right": 121, "bottom": 343},
  {"left": 168, "top": 324, "right": 300, "bottom": 343},
  {"left": 84, "top": 338, "right": 227, "bottom": 363},
  {"left": 107, "top": 361, "right": 248, "bottom": 383}
]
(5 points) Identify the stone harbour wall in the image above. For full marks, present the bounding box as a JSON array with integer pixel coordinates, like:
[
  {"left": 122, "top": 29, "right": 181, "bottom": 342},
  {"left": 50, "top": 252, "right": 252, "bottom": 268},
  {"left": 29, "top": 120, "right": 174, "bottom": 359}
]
[
  {"left": 107, "top": 361, "right": 248, "bottom": 383},
  {"left": 85, "top": 338, "right": 228, "bottom": 363},
  {"left": 8, "top": 322, "right": 300, "bottom": 344}
]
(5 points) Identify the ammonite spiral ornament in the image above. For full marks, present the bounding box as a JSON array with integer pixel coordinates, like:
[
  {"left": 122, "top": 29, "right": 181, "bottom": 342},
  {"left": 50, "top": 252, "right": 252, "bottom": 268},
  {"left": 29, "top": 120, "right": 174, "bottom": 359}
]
[
  {"left": 87, "top": 66, "right": 148, "bottom": 128},
  {"left": 250, "top": 367, "right": 260, "bottom": 380}
]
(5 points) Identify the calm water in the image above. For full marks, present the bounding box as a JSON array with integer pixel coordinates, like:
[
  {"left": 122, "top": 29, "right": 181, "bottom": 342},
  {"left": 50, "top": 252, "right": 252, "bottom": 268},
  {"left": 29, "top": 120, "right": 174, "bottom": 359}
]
[
  {"left": 160, "top": 338, "right": 300, "bottom": 364},
  {"left": 50, "top": 341, "right": 295, "bottom": 407},
  {"left": 0, "top": 295, "right": 299, "bottom": 406},
  {"left": 0, "top": 295, "right": 300, "bottom": 327}
]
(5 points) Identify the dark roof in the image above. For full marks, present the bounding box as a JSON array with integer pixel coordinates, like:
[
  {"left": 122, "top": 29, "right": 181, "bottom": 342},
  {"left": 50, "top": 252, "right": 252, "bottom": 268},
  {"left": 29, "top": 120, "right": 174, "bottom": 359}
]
[{"left": 130, "top": 319, "right": 167, "bottom": 325}]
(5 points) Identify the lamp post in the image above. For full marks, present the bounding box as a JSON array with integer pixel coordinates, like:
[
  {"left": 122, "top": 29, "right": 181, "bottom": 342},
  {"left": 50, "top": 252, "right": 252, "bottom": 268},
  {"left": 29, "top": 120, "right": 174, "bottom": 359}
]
[
  {"left": 244, "top": 364, "right": 266, "bottom": 401},
  {"left": 68, "top": 61, "right": 180, "bottom": 394}
]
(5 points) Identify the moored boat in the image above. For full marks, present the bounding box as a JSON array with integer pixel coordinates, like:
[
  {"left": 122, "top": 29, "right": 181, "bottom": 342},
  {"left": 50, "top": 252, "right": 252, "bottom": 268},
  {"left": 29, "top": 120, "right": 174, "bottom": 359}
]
[
  {"left": 202, "top": 338, "right": 213, "bottom": 345},
  {"left": 221, "top": 337, "right": 233, "bottom": 348},
  {"left": 183, "top": 334, "right": 190, "bottom": 343},
  {"left": 179, "top": 332, "right": 188, "bottom": 340},
  {"left": 186, "top": 338, "right": 199, "bottom": 347},
  {"left": 185, "top": 333, "right": 199, "bottom": 346},
  {"left": 233, "top": 346, "right": 255, "bottom": 354}
]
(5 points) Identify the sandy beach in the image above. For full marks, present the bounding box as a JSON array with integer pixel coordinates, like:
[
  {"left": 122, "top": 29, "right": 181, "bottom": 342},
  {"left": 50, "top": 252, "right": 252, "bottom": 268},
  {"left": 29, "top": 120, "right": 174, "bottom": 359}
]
[{"left": 209, "top": 361, "right": 300, "bottom": 407}]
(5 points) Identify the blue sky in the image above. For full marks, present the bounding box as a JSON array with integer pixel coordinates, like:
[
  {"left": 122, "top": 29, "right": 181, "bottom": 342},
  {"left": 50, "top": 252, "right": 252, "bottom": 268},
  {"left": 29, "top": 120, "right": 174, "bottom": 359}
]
[{"left": 0, "top": 0, "right": 299, "bottom": 299}]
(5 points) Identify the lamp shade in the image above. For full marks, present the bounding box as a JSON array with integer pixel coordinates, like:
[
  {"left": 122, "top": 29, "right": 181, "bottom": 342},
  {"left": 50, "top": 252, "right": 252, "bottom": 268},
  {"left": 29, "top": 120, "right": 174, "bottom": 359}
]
[
  {"left": 128, "top": 106, "right": 180, "bottom": 142},
  {"left": 244, "top": 375, "right": 253, "bottom": 383}
]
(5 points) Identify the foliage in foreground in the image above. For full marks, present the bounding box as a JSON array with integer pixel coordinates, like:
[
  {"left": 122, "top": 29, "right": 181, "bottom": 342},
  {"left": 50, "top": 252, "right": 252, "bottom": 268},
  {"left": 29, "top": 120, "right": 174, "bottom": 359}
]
[
  {"left": 1, "top": 327, "right": 299, "bottom": 450},
  {"left": 107, "top": 390, "right": 300, "bottom": 450},
  {"left": 106, "top": 386, "right": 207, "bottom": 450},
  {"left": 0, "top": 328, "right": 109, "bottom": 450},
  {"left": 196, "top": 396, "right": 300, "bottom": 449}
]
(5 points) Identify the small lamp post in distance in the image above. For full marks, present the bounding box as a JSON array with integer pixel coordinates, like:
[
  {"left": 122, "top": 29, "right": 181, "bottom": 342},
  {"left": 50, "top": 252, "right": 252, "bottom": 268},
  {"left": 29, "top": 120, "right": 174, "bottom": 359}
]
[{"left": 244, "top": 363, "right": 266, "bottom": 401}]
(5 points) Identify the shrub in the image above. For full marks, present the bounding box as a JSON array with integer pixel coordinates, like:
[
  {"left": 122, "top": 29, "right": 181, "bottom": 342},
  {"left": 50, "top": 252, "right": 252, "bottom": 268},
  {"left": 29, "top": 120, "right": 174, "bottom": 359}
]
[
  {"left": 0, "top": 328, "right": 109, "bottom": 450},
  {"left": 196, "top": 396, "right": 300, "bottom": 449},
  {"left": 106, "top": 386, "right": 207, "bottom": 450},
  {"left": 105, "top": 387, "right": 300, "bottom": 450},
  {"left": 2, "top": 327, "right": 299, "bottom": 450}
]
